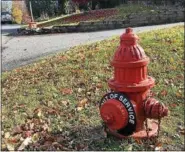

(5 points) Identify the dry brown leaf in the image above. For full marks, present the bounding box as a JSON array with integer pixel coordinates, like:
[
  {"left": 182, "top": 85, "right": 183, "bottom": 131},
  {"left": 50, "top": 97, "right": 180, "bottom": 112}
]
[
  {"left": 96, "top": 83, "right": 103, "bottom": 88},
  {"left": 176, "top": 91, "right": 182, "bottom": 98},
  {"left": 155, "top": 146, "right": 162, "bottom": 151},
  {"left": 77, "top": 98, "right": 88, "bottom": 108},
  {"left": 18, "top": 137, "right": 32, "bottom": 151},
  {"left": 45, "top": 135, "right": 55, "bottom": 142},
  {"left": 6, "top": 143, "right": 15, "bottom": 151},
  {"left": 134, "top": 138, "right": 142, "bottom": 144},
  {"left": 58, "top": 55, "right": 68, "bottom": 61},
  {"left": 33, "top": 108, "right": 42, "bottom": 118},
  {"left": 60, "top": 88, "right": 73, "bottom": 95},
  {"left": 61, "top": 100, "right": 69, "bottom": 106},
  {"left": 160, "top": 90, "right": 168, "bottom": 96},
  {"left": 5, "top": 132, "right": 10, "bottom": 139},
  {"left": 169, "top": 103, "right": 177, "bottom": 108},
  {"left": 32, "top": 133, "right": 40, "bottom": 143},
  {"left": 164, "top": 79, "right": 169, "bottom": 85},
  {"left": 42, "top": 123, "right": 49, "bottom": 131},
  {"left": 23, "top": 131, "right": 33, "bottom": 138},
  {"left": 179, "top": 129, "right": 185, "bottom": 135},
  {"left": 155, "top": 142, "right": 162, "bottom": 148},
  {"left": 2, "top": 144, "right": 6, "bottom": 150},
  {"left": 47, "top": 108, "right": 58, "bottom": 115},
  {"left": 77, "top": 88, "right": 83, "bottom": 93},
  {"left": 12, "top": 126, "right": 23, "bottom": 135},
  {"left": 76, "top": 107, "right": 83, "bottom": 111},
  {"left": 7, "top": 138, "right": 19, "bottom": 144}
]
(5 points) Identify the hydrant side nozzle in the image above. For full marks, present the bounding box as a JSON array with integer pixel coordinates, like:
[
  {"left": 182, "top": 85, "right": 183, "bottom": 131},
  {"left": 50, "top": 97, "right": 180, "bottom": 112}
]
[{"left": 144, "top": 98, "right": 168, "bottom": 119}]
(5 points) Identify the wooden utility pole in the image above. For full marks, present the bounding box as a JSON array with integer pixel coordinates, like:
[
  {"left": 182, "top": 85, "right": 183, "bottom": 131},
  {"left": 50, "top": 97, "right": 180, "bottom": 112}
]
[{"left": 29, "top": 1, "right": 34, "bottom": 22}]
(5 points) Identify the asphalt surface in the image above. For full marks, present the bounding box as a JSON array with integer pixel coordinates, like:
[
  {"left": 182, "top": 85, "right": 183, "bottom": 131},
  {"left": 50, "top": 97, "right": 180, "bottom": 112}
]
[
  {"left": 2, "top": 22, "right": 183, "bottom": 71},
  {"left": 1, "top": 24, "right": 21, "bottom": 35}
]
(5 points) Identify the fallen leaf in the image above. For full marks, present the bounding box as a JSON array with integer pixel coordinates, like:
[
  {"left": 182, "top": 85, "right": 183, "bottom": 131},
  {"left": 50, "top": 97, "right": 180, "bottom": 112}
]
[
  {"left": 164, "top": 79, "right": 169, "bottom": 85},
  {"left": 155, "top": 142, "right": 162, "bottom": 148},
  {"left": 33, "top": 108, "right": 42, "bottom": 118},
  {"left": 5, "top": 132, "right": 10, "bottom": 139},
  {"left": 76, "top": 98, "right": 88, "bottom": 111},
  {"left": 18, "top": 137, "right": 32, "bottom": 151},
  {"left": 76, "top": 107, "right": 83, "bottom": 111},
  {"left": 160, "top": 90, "right": 168, "bottom": 96},
  {"left": 37, "top": 110, "right": 42, "bottom": 117},
  {"left": 2, "top": 144, "right": 6, "bottom": 150},
  {"left": 45, "top": 135, "right": 55, "bottom": 142},
  {"left": 77, "top": 88, "right": 83, "bottom": 93},
  {"left": 60, "top": 100, "right": 69, "bottom": 106},
  {"left": 179, "top": 130, "right": 185, "bottom": 135},
  {"left": 170, "top": 57, "right": 174, "bottom": 63},
  {"left": 172, "top": 48, "right": 177, "bottom": 52},
  {"left": 58, "top": 55, "right": 68, "bottom": 61},
  {"left": 12, "top": 126, "right": 23, "bottom": 135},
  {"left": 176, "top": 91, "right": 182, "bottom": 98},
  {"left": 6, "top": 143, "right": 15, "bottom": 151},
  {"left": 126, "top": 144, "right": 133, "bottom": 151},
  {"left": 169, "top": 104, "right": 177, "bottom": 108},
  {"left": 60, "top": 88, "right": 73, "bottom": 95},
  {"left": 179, "top": 127, "right": 185, "bottom": 135},
  {"left": 47, "top": 108, "right": 58, "bottom": 115},
  {"left": 134, "top": 138, "right": 142, "bottom": 144},
  {"left": 7, "top": 138, "right": 19, "bottom": 144},
  {"left": 23, "top": 131, "right": 33, "bottom": 138},
  {"left": 32, "top": 133, "right": 40, "bottom": 143},
  {"left": 96, "top": 83, "right": 103, "bottom": 88},
  {"left": 56, "top": 136, "right": 65, "bottom": 144},
  {"left": 29, "top": 123, "right": 35, "bottom": 130},
  {"left": 42, "top": 123, "right": 49, "bottom": 131}
]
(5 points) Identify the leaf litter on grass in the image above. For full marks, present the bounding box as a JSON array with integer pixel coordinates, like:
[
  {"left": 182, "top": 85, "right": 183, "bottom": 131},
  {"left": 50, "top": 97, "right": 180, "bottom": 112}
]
[{"left": 1, "top": 26, "right": 184, "bottom": 151}]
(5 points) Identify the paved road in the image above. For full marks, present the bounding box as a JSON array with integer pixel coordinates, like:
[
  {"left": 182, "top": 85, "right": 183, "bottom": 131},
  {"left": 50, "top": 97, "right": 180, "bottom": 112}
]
[
  {"left": 2, "top": 22, "right": 183, "bottom": 71},
  {"left": 2, "top": 24, "right": 21, "bottom": 35}
]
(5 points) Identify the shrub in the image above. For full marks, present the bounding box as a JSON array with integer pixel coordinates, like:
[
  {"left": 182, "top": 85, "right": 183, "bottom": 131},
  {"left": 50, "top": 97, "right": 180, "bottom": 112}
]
[{"left": 12, "top": 6, "right": 23, "bottom": 24}]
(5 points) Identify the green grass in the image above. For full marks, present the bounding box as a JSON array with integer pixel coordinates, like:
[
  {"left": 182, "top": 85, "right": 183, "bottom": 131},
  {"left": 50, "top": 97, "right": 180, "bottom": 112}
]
[
  {"left": 113, "top": 4, "right": 156, "bottom": 20},
  {"left": 2, "top": 26, "right": 184, "bottom": 151}
]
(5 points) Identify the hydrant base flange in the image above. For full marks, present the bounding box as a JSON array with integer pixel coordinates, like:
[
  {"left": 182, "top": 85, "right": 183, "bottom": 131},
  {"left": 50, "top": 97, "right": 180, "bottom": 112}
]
[{"left": 104, "top": 121, "right": 158, "bottom": 139}]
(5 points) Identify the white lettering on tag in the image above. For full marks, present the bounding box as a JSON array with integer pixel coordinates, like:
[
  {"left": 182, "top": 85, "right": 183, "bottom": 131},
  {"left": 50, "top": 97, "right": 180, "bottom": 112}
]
[
  {"left": 129, "top": 119, "right": 135, "bottom": 124},
  {"left": 110, "top": 94, "right": 114, "bottom": 99}
]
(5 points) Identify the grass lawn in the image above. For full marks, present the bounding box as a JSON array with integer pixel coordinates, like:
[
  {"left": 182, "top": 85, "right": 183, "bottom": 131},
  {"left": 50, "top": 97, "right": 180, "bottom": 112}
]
[
  {"left": 37, "top": 4, "right": 155, "bottom": 27},
  {"left": 2, "top": 26, "right": 184, "bottom": 151}
]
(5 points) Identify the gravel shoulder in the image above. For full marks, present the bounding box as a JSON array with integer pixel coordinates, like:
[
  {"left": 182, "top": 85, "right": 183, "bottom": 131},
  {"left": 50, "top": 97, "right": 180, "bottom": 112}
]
[{"left": 2, "top": 22, "right": 183, "bottom": 71}]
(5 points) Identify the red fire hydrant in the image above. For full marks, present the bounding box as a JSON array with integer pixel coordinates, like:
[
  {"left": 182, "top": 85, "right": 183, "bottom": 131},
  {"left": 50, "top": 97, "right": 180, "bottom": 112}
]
[{"left": 99, "top": 28, "right": 168, "bottom": 138}]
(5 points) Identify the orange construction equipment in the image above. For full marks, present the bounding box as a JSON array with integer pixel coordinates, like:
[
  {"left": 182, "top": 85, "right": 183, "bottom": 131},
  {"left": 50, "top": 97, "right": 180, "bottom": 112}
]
[{"left": 28, "top": 22, "right": 37, "bottom": 29}]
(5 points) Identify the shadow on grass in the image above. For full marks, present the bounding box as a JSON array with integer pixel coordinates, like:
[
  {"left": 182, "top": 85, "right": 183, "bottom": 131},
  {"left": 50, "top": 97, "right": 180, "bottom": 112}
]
[{"left": 24, "top": 125, "right": 123, "bottom": 151}]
